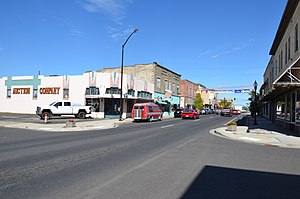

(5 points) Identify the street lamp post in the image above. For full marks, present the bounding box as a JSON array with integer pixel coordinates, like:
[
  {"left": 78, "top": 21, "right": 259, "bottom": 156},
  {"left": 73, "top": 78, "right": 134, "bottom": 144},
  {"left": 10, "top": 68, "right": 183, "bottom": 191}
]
[
  {"left": 253, "top": 80, "right": 258, "bottom": 125},
  {"left": 119, "top": 29, "right": 138, "bottom": 121}
]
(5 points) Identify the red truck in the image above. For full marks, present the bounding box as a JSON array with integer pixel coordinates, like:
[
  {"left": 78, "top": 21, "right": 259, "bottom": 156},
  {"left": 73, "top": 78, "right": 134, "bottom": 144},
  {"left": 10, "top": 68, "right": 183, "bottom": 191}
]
[{"left": 131, "top": 103, "right": 163, "bottom": 122}]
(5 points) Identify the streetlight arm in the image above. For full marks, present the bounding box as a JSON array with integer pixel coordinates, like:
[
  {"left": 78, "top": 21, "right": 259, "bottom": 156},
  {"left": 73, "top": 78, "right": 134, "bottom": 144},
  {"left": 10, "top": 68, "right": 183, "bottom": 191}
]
[{"left": 122, "top": 29, "right": 139, "bottom": 48}]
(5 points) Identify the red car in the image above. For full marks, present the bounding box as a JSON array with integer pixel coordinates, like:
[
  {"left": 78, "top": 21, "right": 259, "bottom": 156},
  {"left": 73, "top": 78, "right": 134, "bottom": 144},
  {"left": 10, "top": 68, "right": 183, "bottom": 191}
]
[
  {"left": 181, "top": 109, "right": 200, "bottom": 119},
  {"left": 232, "top": 109, "right": 239, "bottom": 115}
]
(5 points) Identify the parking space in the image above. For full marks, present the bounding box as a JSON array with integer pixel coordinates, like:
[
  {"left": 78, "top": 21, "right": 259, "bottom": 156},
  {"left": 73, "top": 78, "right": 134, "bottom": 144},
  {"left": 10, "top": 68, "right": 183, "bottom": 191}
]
[{"left": 0, "top": 113, "right": 96, "bottom": 124}]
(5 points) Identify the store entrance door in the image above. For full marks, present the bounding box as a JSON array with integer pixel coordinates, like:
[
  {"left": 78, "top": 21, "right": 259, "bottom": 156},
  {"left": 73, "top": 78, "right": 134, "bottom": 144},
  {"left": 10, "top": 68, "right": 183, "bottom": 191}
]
[
  {"left": 105, "top": 99, "right": 120, "bottom": 118},
  {"left": 85, "top": 98, "right": 100, "bottom": 112}
]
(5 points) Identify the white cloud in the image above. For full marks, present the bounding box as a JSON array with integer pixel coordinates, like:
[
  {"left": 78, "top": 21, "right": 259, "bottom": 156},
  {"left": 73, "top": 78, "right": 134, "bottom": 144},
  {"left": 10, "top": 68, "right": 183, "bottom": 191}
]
[
  {"left": 69, "top": 29, "right": 82, "bottom": 37},
  {"left": 199, "top": 39, "right": 254, "bottom": 59},
  {"left": 81, "top": 0, "right": 132, "bottom": 23},
  {"left": 106, "top": 26, "right": 136, "bottom": 41}
]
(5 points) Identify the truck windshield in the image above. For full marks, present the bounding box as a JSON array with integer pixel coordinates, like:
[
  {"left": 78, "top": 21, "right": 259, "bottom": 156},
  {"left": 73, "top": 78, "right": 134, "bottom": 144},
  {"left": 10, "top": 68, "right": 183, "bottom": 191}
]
[
  {"left": 49, "top": 101, "right": 57, "bottom": 106},
  {"left": 134, "top": 106, "right": 144, "bottom": 110}
]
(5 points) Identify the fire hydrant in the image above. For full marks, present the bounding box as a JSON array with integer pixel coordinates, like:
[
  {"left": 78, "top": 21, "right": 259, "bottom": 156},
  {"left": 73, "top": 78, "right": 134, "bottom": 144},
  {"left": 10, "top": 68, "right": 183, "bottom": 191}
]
[{"left": 44, "top": 113, "right": 49, "bottom": 123}]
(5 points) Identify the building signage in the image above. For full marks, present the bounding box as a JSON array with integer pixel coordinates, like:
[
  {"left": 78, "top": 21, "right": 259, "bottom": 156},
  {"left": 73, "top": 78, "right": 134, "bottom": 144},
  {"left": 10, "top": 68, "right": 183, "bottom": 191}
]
[
  {"left": 39, "top": 87, "right": 60, "bottom": 94},
  {"left": 13, "top": 88, "right": 30, "bottom": 94}
]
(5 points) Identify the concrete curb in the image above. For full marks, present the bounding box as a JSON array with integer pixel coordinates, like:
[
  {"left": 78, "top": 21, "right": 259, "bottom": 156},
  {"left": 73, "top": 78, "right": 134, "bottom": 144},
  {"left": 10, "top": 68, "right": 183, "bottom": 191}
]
[{"left": 210, "top": 126, "right": 300, "bottom": 149}]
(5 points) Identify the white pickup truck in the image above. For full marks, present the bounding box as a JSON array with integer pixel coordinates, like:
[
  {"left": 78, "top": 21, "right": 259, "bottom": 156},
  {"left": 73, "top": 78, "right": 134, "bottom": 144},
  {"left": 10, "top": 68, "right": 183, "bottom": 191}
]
[{"left": 36, "top": 100, "right": 92, "bottom": 119}]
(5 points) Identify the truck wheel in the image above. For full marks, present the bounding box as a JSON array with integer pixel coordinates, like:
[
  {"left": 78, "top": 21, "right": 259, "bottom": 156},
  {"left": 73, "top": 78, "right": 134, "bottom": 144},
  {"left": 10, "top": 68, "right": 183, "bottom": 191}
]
[
  {"left": 77, "top": 111, "right": 86, "bottom": 119},
  {"left": 42, "top": 112, "right": 51, "bottom": 120},
  {"left": 158, "top": 115, "right": 162, "bottom": 121},
  {"left": 149, "top": 116, "right": 153, "bottom": 122}
]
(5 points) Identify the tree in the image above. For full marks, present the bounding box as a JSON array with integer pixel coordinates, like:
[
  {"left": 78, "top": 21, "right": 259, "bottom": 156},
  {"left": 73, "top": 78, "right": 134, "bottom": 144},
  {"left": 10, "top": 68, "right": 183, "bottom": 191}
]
[
  {"left": 248, "top": 90, "right": 259, "bottom": 116},
  {"left": 220, "top": 98, "right": 232, "bottom": 108},
  {"left": 194, "top": 93, "right": 203, "bottom": 110}
]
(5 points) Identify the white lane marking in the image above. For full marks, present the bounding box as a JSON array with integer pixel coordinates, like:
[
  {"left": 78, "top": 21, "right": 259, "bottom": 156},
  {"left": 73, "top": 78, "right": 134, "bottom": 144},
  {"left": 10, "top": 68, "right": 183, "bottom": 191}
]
[
  {"left": 1, "top": 116, "right": 19, "bottom": 119},
  {"left": 239, "top": 137, "right": 261, "bottom": 142},
  {"left": 161, "top": 124, "right": 174, "bottom": 129},
  {"left": 92, "top": 126, "right": 105, "bottom": 129},
  {"left": 224, "top": 115, "right": 242, "bottom": 125},
  {"left": 39, "top": 128, "right": 53, "bottom": 130}
]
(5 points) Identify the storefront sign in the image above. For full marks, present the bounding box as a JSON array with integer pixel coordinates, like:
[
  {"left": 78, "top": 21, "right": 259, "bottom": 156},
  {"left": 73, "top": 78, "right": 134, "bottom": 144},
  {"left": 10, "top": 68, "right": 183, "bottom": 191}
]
[
  {"left": 13, "top": 88, "right": 30, "bottom": 94},
  {"left": 40, "top": 87, "right": 60, "bottom": 94}
]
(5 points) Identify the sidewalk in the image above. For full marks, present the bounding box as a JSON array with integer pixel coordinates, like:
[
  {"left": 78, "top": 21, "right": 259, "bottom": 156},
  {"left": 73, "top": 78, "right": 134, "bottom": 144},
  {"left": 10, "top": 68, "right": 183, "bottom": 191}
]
[
  {"left": 211, "top": 115, "right": 300, "bottom": 149},
  {"left": 0, "top": 115, "right": 175, "bottom": 132}
]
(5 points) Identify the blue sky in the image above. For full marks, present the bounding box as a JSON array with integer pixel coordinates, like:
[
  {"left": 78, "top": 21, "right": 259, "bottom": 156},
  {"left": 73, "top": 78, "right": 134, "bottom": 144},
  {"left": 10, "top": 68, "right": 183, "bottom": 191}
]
[{"left": 0, "top": 0, "right": 287, "bottom": 106}]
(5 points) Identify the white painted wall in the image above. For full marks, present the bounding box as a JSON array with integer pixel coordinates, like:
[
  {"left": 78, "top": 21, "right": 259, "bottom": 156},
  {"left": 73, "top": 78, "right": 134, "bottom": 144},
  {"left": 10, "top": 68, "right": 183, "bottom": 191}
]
[{"left": 0, "top": 72, "right": 155, "bottom": 117}]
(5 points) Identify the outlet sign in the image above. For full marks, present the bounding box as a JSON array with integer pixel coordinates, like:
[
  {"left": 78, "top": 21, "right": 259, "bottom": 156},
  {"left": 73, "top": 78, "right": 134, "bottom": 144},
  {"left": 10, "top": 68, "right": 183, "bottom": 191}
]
[
  {"left": 13, "top": 88, "right": 31, "bottom": 94},
  {"left": 39, "top": 87, "right": 60, "bottom": 94}
]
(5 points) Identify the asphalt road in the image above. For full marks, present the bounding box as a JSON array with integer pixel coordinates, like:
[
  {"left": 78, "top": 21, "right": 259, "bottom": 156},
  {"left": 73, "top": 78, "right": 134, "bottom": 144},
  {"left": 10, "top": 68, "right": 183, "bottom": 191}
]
[{"left": 1, "top": 114, "right": 300, "bottom": 199}]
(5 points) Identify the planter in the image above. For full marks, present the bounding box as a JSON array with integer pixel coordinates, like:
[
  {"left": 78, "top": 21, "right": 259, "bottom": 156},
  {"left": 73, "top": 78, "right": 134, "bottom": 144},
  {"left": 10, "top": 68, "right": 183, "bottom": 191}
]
[
  {"left": 227, "top": 125, "right": 237, "bottom": 131},
  {"left": 66, "top": 120, "right": 76, "bottom": 128}
]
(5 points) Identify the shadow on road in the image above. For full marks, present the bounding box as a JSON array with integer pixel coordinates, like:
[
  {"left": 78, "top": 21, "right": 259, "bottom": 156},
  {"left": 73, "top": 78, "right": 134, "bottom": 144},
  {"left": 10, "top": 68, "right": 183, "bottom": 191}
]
[{"left": 181, "top": 165, "right": 300, "bottom": 199}]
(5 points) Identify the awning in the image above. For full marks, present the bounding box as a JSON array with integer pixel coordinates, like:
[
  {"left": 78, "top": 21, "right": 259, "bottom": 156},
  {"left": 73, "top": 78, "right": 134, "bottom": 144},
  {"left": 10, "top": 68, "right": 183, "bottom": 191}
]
[{"left": 155, "top": 101, "right": 168, "bottom": 105}]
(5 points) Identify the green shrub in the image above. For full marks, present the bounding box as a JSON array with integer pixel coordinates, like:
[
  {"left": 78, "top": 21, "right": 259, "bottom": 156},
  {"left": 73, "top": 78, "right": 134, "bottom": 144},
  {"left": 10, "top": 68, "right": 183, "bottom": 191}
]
[{"left": 227, "top": 121, "right": 237, "bottom": 125}]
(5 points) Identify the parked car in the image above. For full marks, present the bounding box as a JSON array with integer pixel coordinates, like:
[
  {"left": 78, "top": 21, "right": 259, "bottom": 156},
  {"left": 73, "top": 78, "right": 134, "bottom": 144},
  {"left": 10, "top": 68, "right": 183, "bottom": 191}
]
[
  {"left": 36, "top": 100, "right": 92, "bottom": 119},
  {"left": 232, "top": 109, "right": 239, "bottom": 115},
  {"left": 174, "top": 108, "right": 183, "bottom": 118},
  {"left": 131, "top": 103, "right": 163, "bottom": 122},
  {"left": 181, "top": 109, "right": 200, "bottom": 119},
  {"left": 221, "top": 108, "right": 232, "bottom": 116},
  {"left": 199, "top": 109, "right": 206, "bottom": 115},
  {"left": 215, "top": 108, "right": 222, "bottom": 115}
]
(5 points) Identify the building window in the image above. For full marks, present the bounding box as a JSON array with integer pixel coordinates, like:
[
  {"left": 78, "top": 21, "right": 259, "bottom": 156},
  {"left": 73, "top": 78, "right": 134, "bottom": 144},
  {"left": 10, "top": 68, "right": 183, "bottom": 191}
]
[
  {"left": 285, "top": 42, "right": 287, "bottom": 64},
  {"left": 63, "top": 88, "right": 69, "bottom": 99},
  {"left": 105, "top": 87, "right": 121, "bottom": 94},
  {"left": 295, "top": 24, "right": 299, "bottom": 52},
  {"left": 127, "top": 89, "right": 135, "bottom": 96},
  {"left": 164, "top": 80, "right": 168, "bottom": 90},
  {"left": 275, "top": 60, "right": 278, "bottom": 76},
  {"left": 156, "top": 77, "right": 161, "bottom": 89},
  {"left": 137, "top": 91, "right": 152, "bottom": 99},
  {"left": 288, "top": 37, "right": 291, "bottom": 60},
  {"left": 33, "top": 89, "right": 38, "bottom": 99},
  {"left": 173, "top": 82, "right": 175, "bottom": 93},
  {"left": 86, "top": 86, "right": 99, "bottom": 95},
  {"left": 7, "top": 89, "right": 11, "bottom": 98},
  {"left": 177, "top": 83, "right": 180, "bottom": 94},
  {"left": 280, "top": 50, "right": 283, "bottom": 70}
]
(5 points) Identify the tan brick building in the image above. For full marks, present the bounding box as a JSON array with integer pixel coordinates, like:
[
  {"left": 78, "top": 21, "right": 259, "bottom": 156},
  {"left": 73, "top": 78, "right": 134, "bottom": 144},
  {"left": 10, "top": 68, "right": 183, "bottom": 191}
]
[{"left": 99, "top": 62, "right": 181, "bottom": 116}]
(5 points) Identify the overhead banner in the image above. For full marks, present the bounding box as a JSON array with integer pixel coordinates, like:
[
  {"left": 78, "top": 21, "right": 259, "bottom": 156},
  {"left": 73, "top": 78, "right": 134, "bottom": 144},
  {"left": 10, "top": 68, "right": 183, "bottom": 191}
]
[{"left": 201, "top": 89, "right": 250, "bottom": 94}]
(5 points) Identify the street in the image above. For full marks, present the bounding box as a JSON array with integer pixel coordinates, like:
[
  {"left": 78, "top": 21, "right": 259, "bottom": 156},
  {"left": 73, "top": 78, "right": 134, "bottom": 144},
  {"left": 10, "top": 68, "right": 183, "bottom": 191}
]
[{"left": 1, "top": 114, "right": 300, "bottom": 199}]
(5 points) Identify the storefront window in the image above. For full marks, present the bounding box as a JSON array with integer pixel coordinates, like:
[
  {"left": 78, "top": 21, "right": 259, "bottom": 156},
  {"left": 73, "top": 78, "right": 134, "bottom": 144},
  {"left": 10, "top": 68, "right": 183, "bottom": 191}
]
[
  {"left": 63, "top": 88, "right": 69, "bottom": 99},
  {"left": 276, "top": 97, "right": 285, "bottom": 120},
  {"left": 33, "top": 89, "right": 38, "bottom": 99},
  {"left": 296, "top": 91, "right": 300, "bottom": 123},
  {"left": 127, "top": 100, "right": 134, "bottom": 113},
  {"left": 7, "top": 89, "right": 11, "bottom": 98},
  {"left": 287, "top": 94, "right": 291, "bottom": 121}
]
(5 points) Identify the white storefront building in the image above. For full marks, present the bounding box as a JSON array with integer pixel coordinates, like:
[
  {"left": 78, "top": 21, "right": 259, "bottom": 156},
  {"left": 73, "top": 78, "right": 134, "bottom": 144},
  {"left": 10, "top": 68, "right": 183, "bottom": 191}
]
[{"left": 0, "top": 71, "right": 154, "bottom": 119}]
